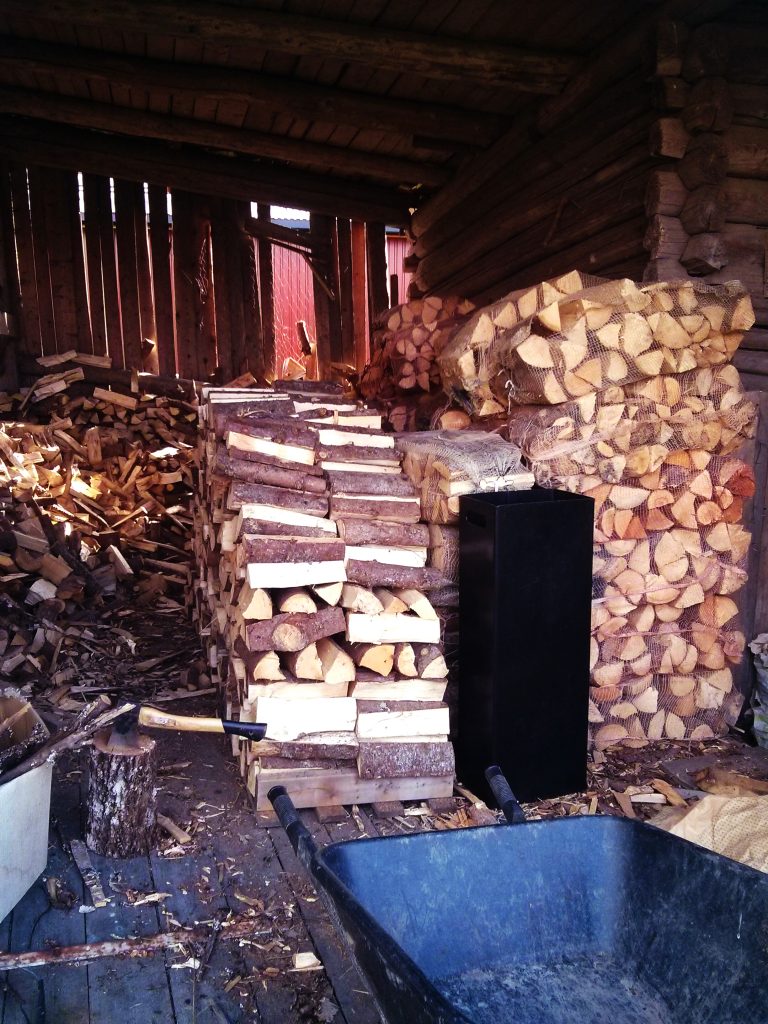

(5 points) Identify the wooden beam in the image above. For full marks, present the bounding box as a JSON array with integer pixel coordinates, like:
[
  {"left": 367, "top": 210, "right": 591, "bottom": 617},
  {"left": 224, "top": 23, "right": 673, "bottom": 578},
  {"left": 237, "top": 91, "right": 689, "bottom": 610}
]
[
  {"left": 13, "top": 2, "right": 582, "bottom": 90},
  {"left": 0, "top": 118, "right": 409, "bottom": 225},
  {"left": 113, "top": 180, "right": 143, "bottom": 370},
  {"left": 351, "top": 221, "right": 368, "bottom": 371},
  {"left": 26, "top": 166, "right": 57, "bottom": 355},
  {"left": 256, "top": 204, "right": 275, "bottom": 380},
  {"left": 365, "top": 223, "right": 389, "bottom": 328},
  {"left": 0, "top": 36, "right": 502, "bottom": 147},
  {"left": 171, "top": 190, "right": 199, "bottom": 381},
  {"left": 336, "top": 218, "right": 355, "bottom": 367},
  {"left": 81, "top": 173, "right": 108, "bottom": 356},
  {"left": 90, "top": 173, "right": 123, "bottom": 367},
  {"left": 243, "top": 216, "right": 314, "bottom": 252},
  {"left": 147, "top": 184, "right": 175, "bottom": 376},
  {"left": 310, "top": 212, "right": 332, "bottom": 380},
  {"left": 209, "top": 196, "right": 233, "bottom": 383},
  {"left": 132, "top": 183, "right": 156, "bottom": 372},
  {"left": 8, "top": 164, "right": 41, "bottom": 354},
  {"left": 0, "top": 87, "right": 448, "bottom": 187}
]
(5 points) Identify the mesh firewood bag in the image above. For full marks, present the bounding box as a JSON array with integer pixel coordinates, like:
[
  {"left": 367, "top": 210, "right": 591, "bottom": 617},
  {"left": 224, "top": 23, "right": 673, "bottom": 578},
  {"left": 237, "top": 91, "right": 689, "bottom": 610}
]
[
  {"left": 446, "top": 277, "right": 755, "bottom": 411},
  {"left": 396, "top": 430, "right": 533, "bottom": 525},
  {"left": 509, "top": 366, "right": 756, "bottom": 488},
  {"left": 439, "top": 270, "right": 605, "bottom": 417},
  {"left": 359, "top": 295, "right": 474, "bottom": 400}
]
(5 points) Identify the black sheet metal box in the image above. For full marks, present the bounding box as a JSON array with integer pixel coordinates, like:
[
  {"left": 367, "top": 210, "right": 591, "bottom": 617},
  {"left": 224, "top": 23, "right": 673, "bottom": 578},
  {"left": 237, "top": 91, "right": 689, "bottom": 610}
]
[{"left": 458, "top": 489, "right": 594, "bottom": 802}]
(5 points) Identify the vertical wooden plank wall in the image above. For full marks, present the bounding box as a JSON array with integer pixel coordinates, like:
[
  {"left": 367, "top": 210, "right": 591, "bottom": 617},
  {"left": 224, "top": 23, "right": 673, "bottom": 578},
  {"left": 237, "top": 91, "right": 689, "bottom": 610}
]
[{"left": 1, "top": 165, "right": 375, "bottom": 381}]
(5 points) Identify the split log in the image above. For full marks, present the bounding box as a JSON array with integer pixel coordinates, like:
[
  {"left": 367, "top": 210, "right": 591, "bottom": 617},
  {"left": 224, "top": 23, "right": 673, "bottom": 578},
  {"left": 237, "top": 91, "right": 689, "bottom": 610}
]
[
  {"left": 345, "top": 560, "right": 451, "bottom": 591},
  {"left": 283, "top": 644, "right": 324, "bottom": 681},
  {"left": 276, "top": 588, "right": 317, "bottom": 614},
  {"left": 85, "top": 729, "right": 157, "bottom": 858},
  {"left": 347, "top": 642, "right": 395, "bottom": 676},
  {"left": 211, "top": 449, "right": 327, "bottom": 494},
  {"left": 336, "top": 518, "right": 430, "bottom": 546},
  {"left": 355, "top": 700, "right": 450, "bottom": 739},
  {"left": 228, "top": 481, "right": 329, "bottom": 516},
  {"left": 393, "top": 642, "right": 417, "bottom": 677},
  {"left": 326, "top": 471, "right": 415, "bottom": 496},
  {"left": 226, "top": 414, "right": 318, "bottom": 448},
  {"left": 238, "top": 534, "right": 345, "bottom": 564},
  {"left": 375, "top": 588, "right": 409, "bottom": 614},
  {"left": 346, "top": 612, "right": 441, "bottom": 645},
  {"left": 349, "top": 677, "right": 447, "bottom": 701},
  {"left": 255, "top": 696, "right": 357, "bottom": 742},
  {"left": 236, "top": 503, "right": 338, "bottom": 539},
  {"left": 339, "top": 583, "right": 384, "bottom": 615},
  {"left": 244, "top": 606, "right": 346, "bottom": 652},
  {"left": 357, "top": 741, "right": 455, "bottom": 779},
  {"left": 415, "top": 644, "right": 449, "bottom": 679},
  {"left": 315, "top": 637, "right": 355, "bottom": 685},
  {"left": 329, "top": 495, "right": 421, "bottom": 522}
]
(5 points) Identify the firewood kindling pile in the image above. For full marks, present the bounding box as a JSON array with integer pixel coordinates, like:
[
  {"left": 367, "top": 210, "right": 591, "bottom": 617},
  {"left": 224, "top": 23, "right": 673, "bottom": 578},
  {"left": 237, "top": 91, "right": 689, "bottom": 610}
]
[
  {"left": 192, "top": 382, "right": 458, "bottom": 810},
  {"left": 478, "top": 275, "right": 758, "bottom": 750},
  {"left": 0, "top": 376, "right": 196, "bottom": 689}
]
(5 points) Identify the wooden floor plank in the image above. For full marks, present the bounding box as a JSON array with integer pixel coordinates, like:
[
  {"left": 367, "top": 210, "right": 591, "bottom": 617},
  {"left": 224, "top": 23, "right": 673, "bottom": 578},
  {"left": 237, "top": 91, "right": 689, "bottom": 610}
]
[
  {"left": 86, "top": 853, "right": 176, "bottom": 1024},
  {"left": 1, "top": 771, "right": 89, "bottom": 1024}
]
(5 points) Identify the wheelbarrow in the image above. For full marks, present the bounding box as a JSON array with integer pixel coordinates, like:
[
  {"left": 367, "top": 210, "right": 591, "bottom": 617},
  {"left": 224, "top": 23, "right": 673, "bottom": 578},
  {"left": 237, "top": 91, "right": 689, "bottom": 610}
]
[{"left": 269, "top": 767, "right": 768, "bottom": 1024}]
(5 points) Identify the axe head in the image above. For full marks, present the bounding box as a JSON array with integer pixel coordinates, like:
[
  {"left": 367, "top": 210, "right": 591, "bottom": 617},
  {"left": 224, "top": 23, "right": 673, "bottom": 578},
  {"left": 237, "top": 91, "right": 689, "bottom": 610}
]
[{"left": 104, "top": 707, "right": 141, "bottom": 753}]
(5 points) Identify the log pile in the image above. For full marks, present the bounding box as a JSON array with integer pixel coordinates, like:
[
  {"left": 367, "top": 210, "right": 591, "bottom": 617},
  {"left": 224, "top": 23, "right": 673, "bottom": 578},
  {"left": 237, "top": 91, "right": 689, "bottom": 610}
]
[
  {"left": 193, "top": 382, "right": 456, "bottom": 810},
  {"left": 0, "top": 379, "right": 196, "bottom": 690},
  {"left": 359, "top": 295, "right": 474, "bottom": 431},
  {"left": 441, "top": 275, "right": 754, "bottom": 415},
  {"left": 500, "top": 278, "right": 758, "bottom": 749}
]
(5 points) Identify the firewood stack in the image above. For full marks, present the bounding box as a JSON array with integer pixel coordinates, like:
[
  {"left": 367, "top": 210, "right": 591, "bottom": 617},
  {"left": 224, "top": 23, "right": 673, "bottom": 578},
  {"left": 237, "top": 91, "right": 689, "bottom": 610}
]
[
  {"left": 395, "top": 430, "right": 535, "bottom": 731},
  {"left": 193, "top": 382, "right": 456, "bottom": 810},
  {"left": 359, "top": 295, "right": 474, "bottom": 431},
  {"left": 495, "top": 276, "right": 758, "bottom": 749}
]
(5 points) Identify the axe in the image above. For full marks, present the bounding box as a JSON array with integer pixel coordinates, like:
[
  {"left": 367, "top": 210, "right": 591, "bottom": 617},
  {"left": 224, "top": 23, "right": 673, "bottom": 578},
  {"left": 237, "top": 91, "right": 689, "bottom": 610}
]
[{"left": 106, "top": 705, "right": 268, "bottom": 752}]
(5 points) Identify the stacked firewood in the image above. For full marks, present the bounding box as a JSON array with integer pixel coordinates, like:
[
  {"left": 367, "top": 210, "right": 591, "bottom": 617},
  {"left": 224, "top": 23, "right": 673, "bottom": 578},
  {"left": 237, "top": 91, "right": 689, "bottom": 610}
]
[
  {"left": 501, "top": 278, "right": 758, "bottom": 749},
  {"left": 439, "top": 273, "right": 754, "bottom": 418},
  {"left": 193, "top": 382, "right": 456, "bottom": 810},
  {"left": 359, "top": 296, "right": 475, "bottom": 431}
]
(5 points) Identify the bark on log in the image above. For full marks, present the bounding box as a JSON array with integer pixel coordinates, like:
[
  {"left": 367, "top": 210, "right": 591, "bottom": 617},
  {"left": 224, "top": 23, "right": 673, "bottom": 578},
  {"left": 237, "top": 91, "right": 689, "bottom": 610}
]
[
  {"left": 336, "top": 518, "right": 430, "bottom": 546},
  {"left": 238, "top": 534, "right": 345, "bottom": 563},
  {"left": 224, "top": 444, "right": 324, "bottom": 475},
  {"left": 357, "top": 741, "right": 455, "bottom": 779},
  {"left": 244, "top": 606, "right": 345, "bottom": 652},
  {"left": 318, "top": 443, "right": 401, "bottom": 464},
  {"left": 228, "top": 480, "right": 329, "bottom": 516},
  {"left": 326, "top": 471, "right": 415, "bottom": 496},
  {"left": 225, "top": 414, "right": 318, "bottom": 447},
  {"left": 329, "top": 495, "right": 420, "bottom": 522},
  {"left": 86, "top": 730, "right": 157, "bottom": 858},
  {"left": 211, "top": 449, "right": 327, "bottom": 493},
  {"left": 345, "top": 559, "right": 451, "bottom": 591}
]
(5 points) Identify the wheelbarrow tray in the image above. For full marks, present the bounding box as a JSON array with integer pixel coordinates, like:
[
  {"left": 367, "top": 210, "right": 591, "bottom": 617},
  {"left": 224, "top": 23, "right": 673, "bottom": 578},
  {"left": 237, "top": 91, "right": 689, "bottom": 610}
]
[{"left": 309, "top": 815, "right": 768, "bottom": 1024}]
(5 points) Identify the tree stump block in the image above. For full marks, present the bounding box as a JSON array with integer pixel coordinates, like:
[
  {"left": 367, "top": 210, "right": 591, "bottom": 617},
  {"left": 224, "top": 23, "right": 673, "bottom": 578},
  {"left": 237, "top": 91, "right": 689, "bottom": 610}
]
[{"left": 86, "top": 729, "right": 157, "bottom": 857}]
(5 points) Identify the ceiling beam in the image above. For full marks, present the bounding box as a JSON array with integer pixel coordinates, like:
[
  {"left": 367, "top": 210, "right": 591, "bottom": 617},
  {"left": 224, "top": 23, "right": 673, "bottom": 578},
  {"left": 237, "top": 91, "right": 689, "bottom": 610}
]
[
  {"left": 0, "top": 36, "right": 503, "bottom": 147},
  {"left": 0, "top": 118, "right": 411, "bottom": 225},
  {"left": 0, "top": 86, "right": 449, "bottom": 187},
  {"left": 0, "top": 0, "right": 582, "bottom": 90}
]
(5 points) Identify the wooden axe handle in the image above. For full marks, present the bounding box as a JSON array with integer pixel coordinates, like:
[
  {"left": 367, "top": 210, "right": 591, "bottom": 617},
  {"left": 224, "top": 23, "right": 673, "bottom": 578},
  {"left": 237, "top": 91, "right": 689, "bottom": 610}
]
[{"left": 138, "top": 708, "right": 224, "bottom": 733}]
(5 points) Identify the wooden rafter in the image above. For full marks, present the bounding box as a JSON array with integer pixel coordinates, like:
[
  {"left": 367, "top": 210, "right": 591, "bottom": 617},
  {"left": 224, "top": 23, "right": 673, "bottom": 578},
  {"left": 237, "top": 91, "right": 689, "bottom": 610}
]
[
  {"left": 0, "top": 118, "right": 411, "bottom": 225},
  {"left": 0, "top": 0, "right": 582, "bottom": 91},
  {"left": 0, "top": 87, "right": 448, "bottom": 188},
  {"left": 0, "top": 36, "right": 503, "bottom": 147}
]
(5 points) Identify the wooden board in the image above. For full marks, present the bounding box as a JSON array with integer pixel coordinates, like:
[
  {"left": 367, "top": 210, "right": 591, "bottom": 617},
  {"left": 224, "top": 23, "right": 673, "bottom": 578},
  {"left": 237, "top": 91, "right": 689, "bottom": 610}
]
[
  {"left": 253, "top": 765, "right": 453, "bottom": 810},
  {"left": 147, "top": 183, "right": 176, "bottom": 376}
]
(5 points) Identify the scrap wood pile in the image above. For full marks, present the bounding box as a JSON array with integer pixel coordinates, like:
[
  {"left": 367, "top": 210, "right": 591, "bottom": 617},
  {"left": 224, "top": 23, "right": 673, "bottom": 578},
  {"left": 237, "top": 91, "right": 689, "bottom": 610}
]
[
  {"left": 193, "top": 380, "right": 460, "bottom": 810},
  {"left": 0, "top": 365, "right": 197, "bottom": 691},
  {"left": 451, "top": 272, "right": 758, "bottom": 750},
  {"left": 359, "top": 294, "right": 475, "bottom": 431}
]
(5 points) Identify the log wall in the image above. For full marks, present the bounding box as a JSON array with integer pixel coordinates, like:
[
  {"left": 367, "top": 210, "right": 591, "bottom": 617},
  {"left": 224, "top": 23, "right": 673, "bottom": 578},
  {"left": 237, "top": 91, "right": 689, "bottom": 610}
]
[{"left": 0, "top": 163, "right": 383, "bottom": 381}]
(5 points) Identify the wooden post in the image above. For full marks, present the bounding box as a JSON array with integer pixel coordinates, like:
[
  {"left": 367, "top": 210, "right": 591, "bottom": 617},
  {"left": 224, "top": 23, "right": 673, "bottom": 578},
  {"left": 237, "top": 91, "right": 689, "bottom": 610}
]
[
  {"left": 82, "top": 173, "right": 108, "bottom": 356},
  {"left": 0, "top": 160, "right": 19, "bottom": 389},
  {"left": 256, "top": 203, "right": 275, "bottom": 379},
  {"left": 336, "top": 217, "right": 355, "bottom": 366},
  {"left": 7, "top": 164, "right": 40, "bottom": 357},
  {"left": 351, "top": 220, "right": 368, "bottom": 371},
  {"left": 192, "top": 193, "right": 217, "bottom": 381},
  {"left": 310, "top": 212, "right": 332, "bottom": 380},
  {"left": 26, "top": 166, "right": 57, "bottom": 355},
  {"left": 91, "top": 174, "right": 124, "bottom": 367},
  {"left": 171, "top": 188, "right": 200, "bottom": 380},
  {"left": 365, "top": 221, "right": 389, "bottom": 330},
  {"left": 86, "top": 728, "right": 157, "bottom": 858},
  {"left": 41, "top": 168, "right": 81, "bottom": 354},
  {"left": 147, "top": 183, "right": 176, "bottom": 376},
  {"left": 209, "top": 196, "right": 234, "bottom": 383},
  {"left": 236, "top": 200, "right": 264, "bottom": 379},
  {"left": 114, "top": 179, "right": 144, "bottom": 370},
  {"left": 133, "top": 182, "right": 157, "bottom": 372}
]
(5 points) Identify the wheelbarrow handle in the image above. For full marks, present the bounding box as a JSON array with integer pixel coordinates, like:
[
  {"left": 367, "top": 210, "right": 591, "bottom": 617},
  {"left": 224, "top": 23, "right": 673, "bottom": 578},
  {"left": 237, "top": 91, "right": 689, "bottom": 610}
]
[
  {"left": 268, "top": 786, "right": 319, "bottom": 870},
  {"left": 485, "top": 766, "right": 527, "bottom": 824}
]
